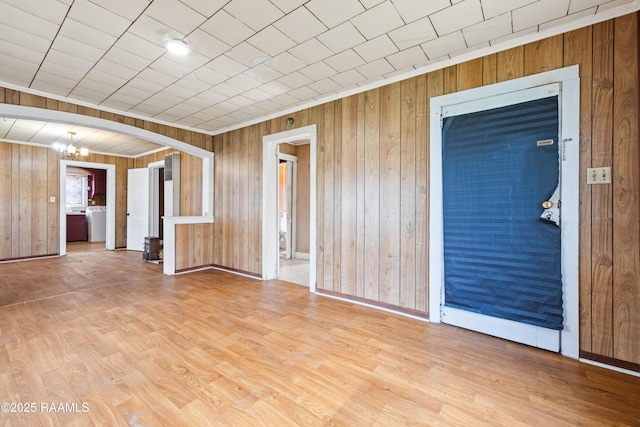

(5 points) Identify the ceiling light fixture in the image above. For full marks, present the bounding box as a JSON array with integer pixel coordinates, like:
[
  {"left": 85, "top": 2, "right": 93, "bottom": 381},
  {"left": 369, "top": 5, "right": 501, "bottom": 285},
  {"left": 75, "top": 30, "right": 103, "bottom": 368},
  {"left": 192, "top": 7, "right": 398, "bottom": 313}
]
[
  {"left": 52, "top": 131, "right": 89, "bottom": 160},
  {"left": 166, "top": 38, "right": 190, "bottom": 55}
]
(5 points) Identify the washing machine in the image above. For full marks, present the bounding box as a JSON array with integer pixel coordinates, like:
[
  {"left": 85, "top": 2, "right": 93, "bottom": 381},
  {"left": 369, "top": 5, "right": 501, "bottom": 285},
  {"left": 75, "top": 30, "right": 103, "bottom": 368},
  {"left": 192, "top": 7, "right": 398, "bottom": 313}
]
[{"left": 86, "top": 206, "right": 107, "bottom": 242}]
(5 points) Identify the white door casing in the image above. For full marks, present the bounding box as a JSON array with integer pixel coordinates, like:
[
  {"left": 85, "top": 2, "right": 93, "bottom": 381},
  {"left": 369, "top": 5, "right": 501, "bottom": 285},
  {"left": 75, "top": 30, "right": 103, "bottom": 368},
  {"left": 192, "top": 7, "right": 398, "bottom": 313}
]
[{"left": 126, "top": 168, "right": 150, "bottom": 251}]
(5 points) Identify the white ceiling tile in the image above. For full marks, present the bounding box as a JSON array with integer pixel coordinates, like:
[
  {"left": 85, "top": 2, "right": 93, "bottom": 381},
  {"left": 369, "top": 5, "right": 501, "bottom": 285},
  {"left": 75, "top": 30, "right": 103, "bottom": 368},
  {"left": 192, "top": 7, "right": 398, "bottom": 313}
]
[
  {"left": 226, "top": 74, "right": 262, "bottom": 90},
  {"left": 108, "top": 89, "right": 147, "bottom": 104},
  {"left": 206, "top": 55, "right": 248, "bottom": 77},
  {"left": 317, "top": 22, "right": 366, "bottom": 53},
  {"left": 324, "top": 49, "right": 365, "bottom": 73},
  {"left": 357, "top": 58, "right": 394, "bottom": 78},
  {"left": 305, "top": 0, "right": 366, "bottom": 29},
  {"left": 299, "top": 61, "right": 337, "bottom": 81},
  {"left": 308, "top": 77, "right": 341, "bottom": 94},
  {"left": 248, "top": 26, "right": 296, "bottom": 56},
  {"left": 189, "top": 90, "right": 227, "bottom": 106},
  {"left": 147, "top": 91, "right": 186, "bottom": 106},
  {"left": 288, "top": 38, "right": 333, "bottom": 65},
  {"left": 226, "top": 42, "right": 270, "bottom": 67},
  {"left": 187, "top": 29, "right": 230, "bottom": 58},
  {"left": 420, "top": 31, "right": 467, "bottom": 59},
  {"left": 226, "top": 95, "right": 254, "bottom": 108},
  {"left": 568, "top": 0, "right": 605, "bottom": 12},
  {"left": 45, "top": 49, "right": 94, "bottom": 73},
  {"left": 137, "top": 67, "right": 177, "bottom": 86},
  {"left": 50, "top": 35, "right": 106, "bottom": 62},
  {"left": 28, "top": 79, "right": 71, "bottom": 95},
  {"left": 32, "top": 70, "right": 78, "bottom": 91},
  {"left": 163, "top": 82, "right": 199, "bottom": 99},
  {"left": 0, "top": 25, "right": 51, "bottom": 54},
  {"left": 129, "top": 14, "right": 174, "bottom": 47},
  {"left": 540, "top": 7, "right": 597, "bottom": 31},
  {"left": 359, "top": 0, "right": 386, "bottom": 8},
  {"left": 104, "top": 47, "right": 153, "bottom": 72},
  {"left": 350, "top": 1, "right": 404, "bottom": 40},
  {"left": 597, "top": 0, "right": 636, "bottom": 13},
  {"left": 0, "top": 2, "right": 60, "bottom": 40},
  {"left": 449, "top": 40, "right": 489, "bottom": 58},
  {"left": 462, "top": 13, "right": 512, "bottom": 47},
  {"left": 89, "top": 0, "right": 150, "bottom": 20},
  {"left": 264, "top": 51, "right": 306, "bottom": 74},
  {"left": 490, "top": 25, "right": 538, "bottom": 45},
  {"left": 0, "top": 40, "right": 43, "bottom": 66},
  {"left": 244, "top": 65, "right": 283, "bottom": 83},
  {"left": 38, "top": 60, "right": 85, "bottom": 81},
  {"left": 84, "top": 68, "right": 128, "bottom": 88},
  {"left": 243, "top": 87, "right": 272, "bottom": 102},
  {"left": 388, "top": 16, "right": 437, "bottom": 50},
  {"left": 175, "top": 73, "right": 213, "bottom": 92},
  {"left": 126, "top": 76, "right": 164, "bottom": 94},
  {"left": 115, "top": 33, "right": 168, "bottom": 62},
  {"left": 481, "top": 0, "right": 537, "bottom": 19},
  {"left": 385, "top": 45, "right": 427, "bottom": 69},
  {"left": 145, "top": 0, "right": 207, "bottom": 34},
  {"left": 277, "top": 71, "right": 313, "bottom": 89},
  {"left": 353, "top": 35, "right": 398, "bottom": 62},
  {"left": 513, "top": 0, "right": 571, "bottom": 32},
  {"left": 1, "top": 0, "right": 69, "bottom": 24},
  {"left": 178, "top": 0, "right": 227, "bottom": 17},
  {"left": 260, "top": 81, "right": 291, "bottom": 96},
  {"left": 330, "top": 69, "right": 366, "bottom": 86},
  {"left": 224, "top": 0, "right": 284, "bottom": 31},
  {"left": 68, "top": 0, "right": 132, "bottom": 37},
  {"left": 191, "top": 66, "right": 228, "bottom": 85},
  {"left": 93, "top": 59, "right": 140, "bottom": 81},
  {"left": 270, "top": 92, "right": 300, "bottom": 106},
  {"left": 200, "top": 10, "right": 254, "bottom": 47},
  {"left": 60, "top": 19, "right": 118, "bottom": 50},
  {"left": 269, "top": 0, "right": 308, "bottom": 13},
  {"left": 430, "top": 0, "right": 484, "bottom": 36},
  {"left": 288, "top": 86, "right": 319, "bottom": 100},
  {"left": 390, "top": 0, "right": 450, "bottom": 23},
  {"left": 151, "top": 57, "right": 196, "bottom": 79},
  {"left": 274, "top": 6, "right": 328, "bottom": 44},
  {"left": 72, "top": 80, "right": 116, "bottom": 98},
  {"left": 210, "top": 81, "right": 244, "bottom": 97}
]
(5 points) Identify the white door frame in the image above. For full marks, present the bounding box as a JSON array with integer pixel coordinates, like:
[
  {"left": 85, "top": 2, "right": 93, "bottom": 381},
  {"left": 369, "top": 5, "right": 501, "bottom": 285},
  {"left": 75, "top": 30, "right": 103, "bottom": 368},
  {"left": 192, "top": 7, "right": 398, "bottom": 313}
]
[
  {"left": 429, "top": 66, "right": 580, "bottom": 358},
  {"left": 278, "top": 152, "right": 297, "bottom": 261},
  {"left": 148, "top": 160, "right": 165, "bottom": 239},
  {"left": 59, "top": 160, "right": 116, "bottom": 255},
  {"left": 262, "top": 125, "right": 317, "bottom": 291}
]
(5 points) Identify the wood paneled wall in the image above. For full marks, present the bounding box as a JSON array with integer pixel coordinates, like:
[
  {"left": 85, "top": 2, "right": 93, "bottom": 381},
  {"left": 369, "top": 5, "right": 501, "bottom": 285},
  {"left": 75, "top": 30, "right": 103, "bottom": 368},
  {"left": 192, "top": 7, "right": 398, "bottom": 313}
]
[
  {"left": 175, "top": 222, "right": 214, "bottom": 271},
  {"left": 211, "top": 14, "right": 639, "bottom": 365},
  {"left": 0, "top": 89, "right": 213, "bottom": 257}
]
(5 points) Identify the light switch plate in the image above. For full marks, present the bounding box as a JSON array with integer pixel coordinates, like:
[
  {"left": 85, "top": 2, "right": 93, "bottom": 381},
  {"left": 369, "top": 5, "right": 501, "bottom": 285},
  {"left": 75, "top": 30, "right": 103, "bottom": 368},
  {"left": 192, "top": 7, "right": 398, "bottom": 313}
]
[
  {"left": 587, "top": 167, "right": 611, "bottom": 184},
  {"left": 49, "top": 196, "right": 56, "bottom": 203}
]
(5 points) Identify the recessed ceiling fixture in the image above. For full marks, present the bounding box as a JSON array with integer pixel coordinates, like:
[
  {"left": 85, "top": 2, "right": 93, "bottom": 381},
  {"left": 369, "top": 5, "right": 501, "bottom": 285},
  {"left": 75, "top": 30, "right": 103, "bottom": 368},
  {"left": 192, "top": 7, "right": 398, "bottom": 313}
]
[{"left": 166, "top": 38, "right": 190, "bottom": 55}]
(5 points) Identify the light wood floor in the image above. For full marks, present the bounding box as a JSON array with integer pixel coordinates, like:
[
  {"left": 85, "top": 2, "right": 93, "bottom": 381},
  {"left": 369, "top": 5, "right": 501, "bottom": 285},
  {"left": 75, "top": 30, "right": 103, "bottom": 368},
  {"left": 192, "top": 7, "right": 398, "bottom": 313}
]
[{"left": 0, "top": 251, "right": 639, "bottom": 426}]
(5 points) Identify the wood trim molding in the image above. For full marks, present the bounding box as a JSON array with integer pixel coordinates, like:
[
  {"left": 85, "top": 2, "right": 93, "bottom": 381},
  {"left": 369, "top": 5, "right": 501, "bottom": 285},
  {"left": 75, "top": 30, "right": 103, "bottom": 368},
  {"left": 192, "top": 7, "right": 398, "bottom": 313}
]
[{"left": 581, "top": 351, "right": 640, "bottom": 373}]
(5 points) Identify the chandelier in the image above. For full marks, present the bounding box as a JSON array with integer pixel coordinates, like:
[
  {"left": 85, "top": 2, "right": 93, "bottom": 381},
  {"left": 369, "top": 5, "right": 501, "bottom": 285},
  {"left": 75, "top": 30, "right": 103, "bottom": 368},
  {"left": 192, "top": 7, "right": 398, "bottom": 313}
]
[{"left": 52, "top": 131, "right": 89, "bottom": 160}]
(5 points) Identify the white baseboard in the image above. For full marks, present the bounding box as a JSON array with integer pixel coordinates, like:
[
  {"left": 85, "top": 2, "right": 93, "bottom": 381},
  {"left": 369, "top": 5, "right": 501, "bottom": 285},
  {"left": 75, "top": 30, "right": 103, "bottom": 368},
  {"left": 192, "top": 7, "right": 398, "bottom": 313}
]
[{"left": 294, "top": 252, "right": 310, "bottom": 260}]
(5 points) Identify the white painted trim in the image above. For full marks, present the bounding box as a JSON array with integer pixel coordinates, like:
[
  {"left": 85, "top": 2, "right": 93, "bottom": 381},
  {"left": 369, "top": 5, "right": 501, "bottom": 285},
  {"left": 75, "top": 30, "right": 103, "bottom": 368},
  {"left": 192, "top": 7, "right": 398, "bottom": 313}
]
[
  {"left": 313, "top": 291, "right": 430, "bottom": 323},
  {"left": 580, "top": 358, "right": 640, "bottom": 378},
  {"left": 262, "top": 125, "right": 317, "bottom": 292},
  {"left": 162, "top": 216, "right": 214, "bottom": 275},
  {"left": 148, "top": 160, "right": 164, "bottom": 239},
  {"left": 59, "top": 160, "right": 116, "bottom": 255},
  {"left": 295, "top": 252, "right": 310, "bottom": 260},
  {"left": 429, "top": 66, "right": 580, "bottom": 359}
]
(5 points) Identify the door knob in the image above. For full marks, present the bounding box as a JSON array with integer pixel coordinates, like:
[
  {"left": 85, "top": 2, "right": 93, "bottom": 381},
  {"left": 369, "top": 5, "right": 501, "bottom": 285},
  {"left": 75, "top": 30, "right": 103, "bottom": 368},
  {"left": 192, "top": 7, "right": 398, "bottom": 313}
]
[{"left": 542, "top": 200, "right": 554, "bottom": 209}]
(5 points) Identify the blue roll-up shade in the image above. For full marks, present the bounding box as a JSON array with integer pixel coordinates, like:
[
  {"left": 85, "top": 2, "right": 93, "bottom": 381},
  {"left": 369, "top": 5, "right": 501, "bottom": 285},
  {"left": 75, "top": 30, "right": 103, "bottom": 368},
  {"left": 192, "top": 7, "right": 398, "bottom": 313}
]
[{"left": 442, "top": 96, "right": 563, "bottom": 330}]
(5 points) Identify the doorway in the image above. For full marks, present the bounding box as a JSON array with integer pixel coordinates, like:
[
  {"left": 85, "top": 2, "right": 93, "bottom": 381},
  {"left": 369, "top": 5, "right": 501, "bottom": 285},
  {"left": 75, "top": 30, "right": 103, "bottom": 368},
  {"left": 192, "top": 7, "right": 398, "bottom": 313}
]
[
  {"left": 262, "top": 125, "right": 317, "bottom": 291},
  {"left": 429, "top": 66, "right": 580, "bottom": 358}
]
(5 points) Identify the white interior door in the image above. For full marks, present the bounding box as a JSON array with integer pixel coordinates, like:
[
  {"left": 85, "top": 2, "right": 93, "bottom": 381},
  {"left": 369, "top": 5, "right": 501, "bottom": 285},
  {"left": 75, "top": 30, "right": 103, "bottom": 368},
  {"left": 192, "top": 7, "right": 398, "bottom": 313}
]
[{"left": 126, "top": 168, "right": 149, "bottom": 251}]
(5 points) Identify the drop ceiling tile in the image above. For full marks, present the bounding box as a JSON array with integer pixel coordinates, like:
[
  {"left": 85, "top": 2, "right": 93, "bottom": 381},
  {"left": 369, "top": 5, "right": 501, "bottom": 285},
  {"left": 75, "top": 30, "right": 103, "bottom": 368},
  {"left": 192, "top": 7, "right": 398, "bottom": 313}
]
[
  {"left": 129, "top": 14, "right": 174, "bottom": 47},
  {"left": 568, "top": 0, "right": 606, "bottom": 12},
  {"left": 264, "top": 52, "right": 306, "bottom": 74},
  {"left": 178, "top": 0, "right": 227, "bottom": 17},
  {"left": 598, "top": 0, "right": 636, "bottom": 13},
  {"left": 244, "top": 65, "right": 283, "bottom": 83},
  {"left": 243, "top": 87, "right": 273, "bottom": 102},
  {"left": 191, "top": 66, "right": 227, "bottom": 85},
  {"left": 481, "top": 0, "right": 537, "bottom": 19},
  {"left": 390, "top": 0, "right": 450, "bottom": 23},
  {"left": 68, "top": 0, "right": 132, "bottom": 37},
  {"left": 269, "top": 0, "right": 308, "bottom": 13},
  {"left": 187, "top": 29, "right": 230, "bottom": 58},
  {"left": 385, "top": 45, "right": 427, "bottom": 69},
  {"left": 137, "top": 67, "right": 178, "bottom": 86},
  {"left": 0, "top": 40, "right": 43, "bottom": 65},
  {"left": 226, "top": 74, "right": 262, "bottom": 90},
  {"left": 356, "top": 57, "right": 394, "bottom": 78},
  {"left": 152, "top": 56, "right": 202, "bottom": 79},
  {"left": 33, "top": 70, "right": 79, "bottom": 91},
  {"left": 0, "top": 2, "right": 60, "bottom": 40},
  {"left": 288, "top": 38, "right": 333, "bottom": 65},
  {"left": 188, "top": 90, "right": 227, "bottom": 107},
  {"left": 206, "top": 55, "right": 248, "bottom": 77},
  {"left": 115, "top": 33, "right": 170, "bottom": 61},
  {"left": 286, "top": 85, "right": 320, "bottom": 101},
  {"left": 540, "top": 7, "right": 597, "bottom": 31},
  {"left": 350, "top": 1, "right": 404, "bottom": 40},
  {"left": 126, "top": 76, "right": 164, "bottom": 94},
  {"left": 388, "top": 16, "right": 437, "bottom": 50},
  {"left": 277, "top": 71, "right": 313, "bottom": 89},
  {"left": 1, "top": 0, "right": 69, "bottom": 24},
  {"left": 270, "top": 92, "right": 300, "bottom": 106},
  {"left": 305, "top": 0, "right": 365, "bottom": 28},
  {"left": 299, "top": 61, "right": 337, "bottom": 81},
  {"left": 163, "top": 82, "right": 198, "bottom": 99},
  {"left": 0, "top": 25, "right": 52, "bottom": 54},
  {"left": 93, "top": 59, "right": 140, "bottom": 81},
  {"left": 103, "top": 47, "right": 153, "bottom": 72},
  {"left": 130, "top": 103, "right": 168, "bottom": 116},
  {"left": 50, "top": 35, "right": 106, "bottom": 62},
  {"left": 260, "top": 81, "right": 290, "bottom": 96},
  {"left": 145, "top": 0, "right": 207, "bottom": 34},
  {"left": 45, "top": 49, "right": 94, "bottom": 74},
  {"left": 449, "top": 40, "right": 489, "bottom": 58},
  {"left": 210, "top": 81, "right": 244, "bottom": 97},
  {"left": 28, "top": 79, "right": 71, "bottom": 95},
  {"left": 176, "top": 73, "right": 213, "bottom": 92},
  {"left": 490, "top": 25, "right": 538, "bottom": 45},
  {"left": 71, "top": 80, "right": 115, "bottom": 99},
  {"left": 100, "top": 98, "right": 136, "bottom": 111},
  {"left": 420, "top": 30, "right": 467, "bottom": 59},
  {"left": 354, "top": 35, "right": 398, "bottom": 62},
  {"left": 317, "top": 22, "right": 366, "bottom": 53},
  {"left": 308, "top": 77, "right": 341, "bottom": 94},
  {"left": 89, "top": 0, "right": 150, "bottom": 20},
  {"left": 84, "top": 68, "right": 128, "bottom": 88},
  {"left": 359, "top": 0, "right": 386, "bottom": 8},
  {"left": 330, "top": 69, "right": 366, "bottom": 86},
  {"left": 224, "top": 0, "right": 284, "bottom": 31},
  {"left": 107, "top": 91, "right": 147, "bottom": 106},
  {"left": 226, "top": 94, "right": 254, "bottom": 108},
  {"left": 430, "top": 0, "right": 484, "bottom": 36},
  {"left": 512, "top": 0, "right": 571, "bottom": 32},
  {"left": 324, "top": 49, "right": 365, "bottom": 73},
  {"left": 274, "top": 6, "right": 328, "bottom": 44},
  {"left": 462, "top": 12, "right": 512, "bottom": 47},
  {"left": 200, "top": 10, "right": 254, "bottom": 47},
  {"left": 248, "top": 26, "right": 296, "bottom": 56},
  {"left": 226, "top": 42, "right": 270, "bottom": 67},
  {"left": 60, "top": 19, "right": 118, "bottom": 50},
  {"left": 147, "top": 91, "right": 187, "bottom": 106}
]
